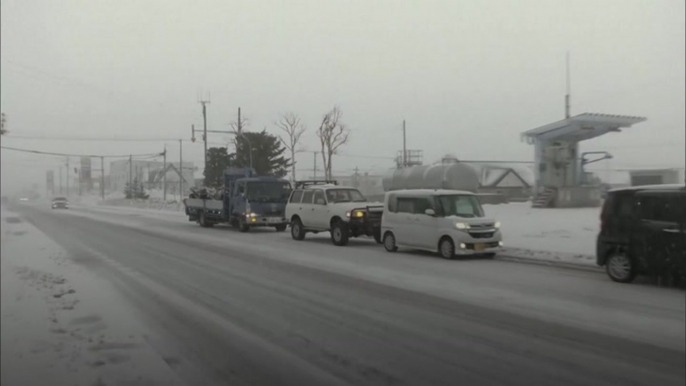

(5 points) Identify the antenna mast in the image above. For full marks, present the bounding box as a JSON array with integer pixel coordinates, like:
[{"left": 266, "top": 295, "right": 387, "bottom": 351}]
[{"left": 565, "top": 52, "right": 571, "bottom": 119}]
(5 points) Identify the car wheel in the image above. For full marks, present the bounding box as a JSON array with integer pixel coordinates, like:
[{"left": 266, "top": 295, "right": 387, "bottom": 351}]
[
  {"left": 199, "top": 212, "right": 209, "bottom": 228},
  {"left": 331, "top": 222, "right": 349, "bottom": 246},
  {"left": 291, "top": 218, "right": 306, "bottom": 240},
  {"left": 275, "top": 224, "right": 287, "bottom": 232},
  {"left": 238, "top": 218, "right": 250, "bottom": 232},
  {"left": 439, "top": 237, "right": 455, "bottom": 260},
  {"left": 373, "top": 229, "right": 382, "bottom": 244},
  {"left": 606, "top": 253, "right": 636, "bottom": 283},
  {"left": 383, "top": 232, "right": 398, "bottom": 252}
]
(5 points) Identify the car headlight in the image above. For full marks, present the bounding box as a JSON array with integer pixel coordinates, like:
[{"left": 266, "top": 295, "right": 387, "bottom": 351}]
[
  {"left": 494, "top": 221, "right": 501, "bottom": 229},
  {"left": 455, "top": 222, "right": 471, "bottom": 230},
  {"left": 351, "top": 210, "right": 365, "bottom": 218},
  {"left": 345, "top": 211, "right": 351, "bottom": 218}
]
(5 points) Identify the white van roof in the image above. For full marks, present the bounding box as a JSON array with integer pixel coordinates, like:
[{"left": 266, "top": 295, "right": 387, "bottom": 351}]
[{"left": 385, "top": 189, "right": 474, "bottom": 197}]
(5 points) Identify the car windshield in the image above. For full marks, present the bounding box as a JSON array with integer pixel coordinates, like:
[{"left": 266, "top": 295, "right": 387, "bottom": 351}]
[
  {"left": 246, "top": 182, "right": 291, "bottom": 202},
  {"left": 325, "top": 189, "right": 366, "bottom": 203},
  {"left": 52, "top": 197, "right": 67, "bottom": 202},
  {"left": 438, "top": 195, "right": 484, "bottom": 218}
]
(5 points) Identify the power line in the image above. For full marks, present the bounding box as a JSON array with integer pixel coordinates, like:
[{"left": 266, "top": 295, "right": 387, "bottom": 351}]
[
  {"left": 335, "top": 153, "right": 396, "bottom": 160},
  {"left": 5, "top": 135, "right": 179, "bottom": 142},
  {"left": 0, "top": 146, "right": 163, "bottom": 159},
  {"left": 3, "top": 135, "right": 225, "bottom": 146}
]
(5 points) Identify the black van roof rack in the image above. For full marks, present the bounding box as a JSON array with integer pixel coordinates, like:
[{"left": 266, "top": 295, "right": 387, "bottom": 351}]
[{"left": 295, "top": 180, "right": 338, "bottom": 189}]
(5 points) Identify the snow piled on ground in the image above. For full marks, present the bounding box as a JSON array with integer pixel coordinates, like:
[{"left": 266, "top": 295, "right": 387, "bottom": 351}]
[{"left": 484, "top": 203, "right": 600, "bottom": 267}]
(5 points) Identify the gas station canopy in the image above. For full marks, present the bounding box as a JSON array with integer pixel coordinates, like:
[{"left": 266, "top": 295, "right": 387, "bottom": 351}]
[{"left": 522, "top": 113, "right": 646, "bottom": 144}]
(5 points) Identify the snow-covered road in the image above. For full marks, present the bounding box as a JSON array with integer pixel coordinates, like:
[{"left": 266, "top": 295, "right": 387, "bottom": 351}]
[{"left": 2, "top": 202, "right": 685, "bottom": 386}]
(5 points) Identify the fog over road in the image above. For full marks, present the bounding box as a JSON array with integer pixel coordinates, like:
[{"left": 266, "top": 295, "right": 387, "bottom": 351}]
[{"left": 6, "top": 202, "right": 685, "bottom": 386}]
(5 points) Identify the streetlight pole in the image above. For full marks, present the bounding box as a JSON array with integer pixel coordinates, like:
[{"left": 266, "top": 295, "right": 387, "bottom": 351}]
[
  {"left": 238, "top": 133, "right": 253, "bottom": 170},
  {"left": 179, "top": 139, "right": 183, "bottom": 200}
]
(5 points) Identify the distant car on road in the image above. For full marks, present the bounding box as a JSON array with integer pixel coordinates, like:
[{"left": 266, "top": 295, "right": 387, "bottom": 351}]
[
  {"left": 19, "top": 197, "right": 29, "bottom": 202},
  {"left": 51, "top": 197, "right": 69, "bottom": 209},
  {"left": 597, "top": 184, "right": 686, "bottom": 283},
  {"left": 381, "top": 189, "right": 503, "bottom": 259}
]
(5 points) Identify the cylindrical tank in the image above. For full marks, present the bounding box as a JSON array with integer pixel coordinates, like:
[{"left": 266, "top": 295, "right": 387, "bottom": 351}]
[{"left": 382, "top": 163, "right": 479, "bottom": 192}]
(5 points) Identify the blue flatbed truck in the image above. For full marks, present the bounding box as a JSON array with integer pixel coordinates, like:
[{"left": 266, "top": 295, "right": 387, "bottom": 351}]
[{"left": 183, "top": 168, "right": 292, "bottom": 232}]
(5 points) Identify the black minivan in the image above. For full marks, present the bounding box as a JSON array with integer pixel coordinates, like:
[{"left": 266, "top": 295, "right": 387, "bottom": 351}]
[{"left": 597, "top": 184, "right": 685, "bottom": 283}]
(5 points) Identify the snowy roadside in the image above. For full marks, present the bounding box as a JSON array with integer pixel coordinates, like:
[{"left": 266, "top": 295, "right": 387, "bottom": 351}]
[
  {"left": 0, "top": 205, "right": 184, "bottom": 386},
  {"left": 483, "top": 203, "right": 600, "bottom": 269}
]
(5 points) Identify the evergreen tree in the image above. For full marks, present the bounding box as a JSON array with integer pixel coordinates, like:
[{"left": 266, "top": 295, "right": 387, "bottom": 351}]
[
  {"left": 234, "top": 130, "right": 291, "bottom": 177},
  {"left": 204, "top": 147, "right": 235, "bottom": 187}
]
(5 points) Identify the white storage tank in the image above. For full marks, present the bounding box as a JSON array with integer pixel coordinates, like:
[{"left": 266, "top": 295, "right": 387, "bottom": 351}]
[{"left": 382, "top": 163, "right": 480, "bottom": 192}]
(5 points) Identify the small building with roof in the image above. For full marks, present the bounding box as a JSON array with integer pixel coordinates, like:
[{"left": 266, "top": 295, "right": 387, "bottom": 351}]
[{"left": 521, "top": 113, "right": 646, "bottom": 208}]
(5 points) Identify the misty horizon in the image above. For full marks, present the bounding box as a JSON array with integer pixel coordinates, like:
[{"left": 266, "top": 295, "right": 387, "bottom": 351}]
[{"left": 2, "top": 0, "right": 684, "bottom": 195}]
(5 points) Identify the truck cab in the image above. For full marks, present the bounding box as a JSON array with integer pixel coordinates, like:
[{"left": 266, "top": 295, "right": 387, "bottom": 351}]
[{"left": 229, "top": 177, "right": 292, "bottom": 231}]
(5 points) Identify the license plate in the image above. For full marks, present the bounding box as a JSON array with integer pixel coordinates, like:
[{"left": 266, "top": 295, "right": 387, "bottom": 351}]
[
  {"left": 474, "top": 243, "right": 486, "bottom": 251},
  {"left": 267, "top": 217, "right": 282, "bottom": 224}
]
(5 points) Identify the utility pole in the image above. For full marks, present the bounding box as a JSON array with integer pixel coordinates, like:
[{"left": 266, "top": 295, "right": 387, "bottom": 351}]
[
  {"left": 199, "top": 97, "right": 210, "bottom": 180},
  {"left": 235, "top": 107, "right": 243, "bottom": 163},
  {"left": 565, "top": 51, "right": 571, "bottom": 119},
  {"left": 78, "top": 167, "right": 82, "bottom": 196},
  {"left": 163, "top": 145, "right": 167, "bottom": 201},
  {"left": 179, "top": 139, "right": 183, "bottom": 200},
  {"left": 129, "top": 154, "right": 133, "bottom": 199},
  {"left": 100, "top": 156, "right": 105, "bottom": 200},
  {"left": 59, "top": 166, "right": 63, "bottom": 195},
  {"left": 402, "top": 120, "right": 407, "bottom": 168},
  {"left": 66, "top": 157, "right": 70, "bottom": 196}
]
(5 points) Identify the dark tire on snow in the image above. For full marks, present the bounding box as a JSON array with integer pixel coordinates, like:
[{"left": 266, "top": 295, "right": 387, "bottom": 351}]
[
  {"left": 383, "top": 232, "right": 398, "bottom": 252},
  {"left": 439, "top": 237, "right": 455, "bottom": 260},
  {"left": 373, "top": 229, "right": 382, "bottom": 244},
  {"left": 291, "top": 218, "right": 306, "bottom": 240},
  {"left": 199, "top": 212, "right": 213, "bottom": 228},
  {"left": 238, "top": 218, "right": 250, "bottom": 233},
  {"left": 606, "top": 253, "right": 636, "bottom": 283},
  {"left": 330, "top": 222, "right": 349, "bottom": 246}
]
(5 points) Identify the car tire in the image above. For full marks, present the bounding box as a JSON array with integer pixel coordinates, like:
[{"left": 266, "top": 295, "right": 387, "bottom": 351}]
[
  {"left": 373, "top": 229, "right": 382, "bottom": 244},
  {"left": 199, "top": 212, "right": 212, "bottom": 228},
  {"left": 439, "top": 237, "right": 455, "bottom": 260},
  {"left": 383, "top": 232, "right": 398, "bottom": 252},
  {"left": 606, "top": 253, "right": 636, "bottom": 283},
  {"left": 238, "top": 218, "right": 250, "bottom": 233},
  {"left": 291, "top": 218, "right": 306, "bottom": 240},
  {"left": 330, "top": 222, "right": 349, "bottom": 246},
  {"left": 275, "top": 224, "right": 287, "bottom": 232}
]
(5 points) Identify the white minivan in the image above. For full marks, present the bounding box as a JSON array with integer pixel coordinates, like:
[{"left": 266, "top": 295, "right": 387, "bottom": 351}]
[{"left": 381, "top": 189, "right": 503, "bottom": 259}]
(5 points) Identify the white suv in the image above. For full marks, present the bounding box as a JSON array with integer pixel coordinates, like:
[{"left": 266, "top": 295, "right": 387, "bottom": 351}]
[
  {"left": 381, "top": 189, "right": 503, "bottom": 259},
  {"left": 285, "top": 181, "right": 383, "bottom": 246}
]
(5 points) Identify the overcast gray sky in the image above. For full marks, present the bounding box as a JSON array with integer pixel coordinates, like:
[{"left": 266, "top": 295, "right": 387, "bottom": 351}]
[{"left": 2, "top": 0, "right": 684, "bottom": 193}]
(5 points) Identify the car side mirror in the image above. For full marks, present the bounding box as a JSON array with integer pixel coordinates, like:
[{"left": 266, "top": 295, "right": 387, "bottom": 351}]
[{"left": 425, "top": 209, "right": 436, "bottom": 216}]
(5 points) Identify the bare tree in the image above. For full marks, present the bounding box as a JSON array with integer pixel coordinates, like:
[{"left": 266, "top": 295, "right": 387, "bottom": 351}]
[
  {"left": 316, "top": 106, "right": 350, "bottom": 180},
  {"left": 276, "top": 113, "right": 306, "bottom": 182}
]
